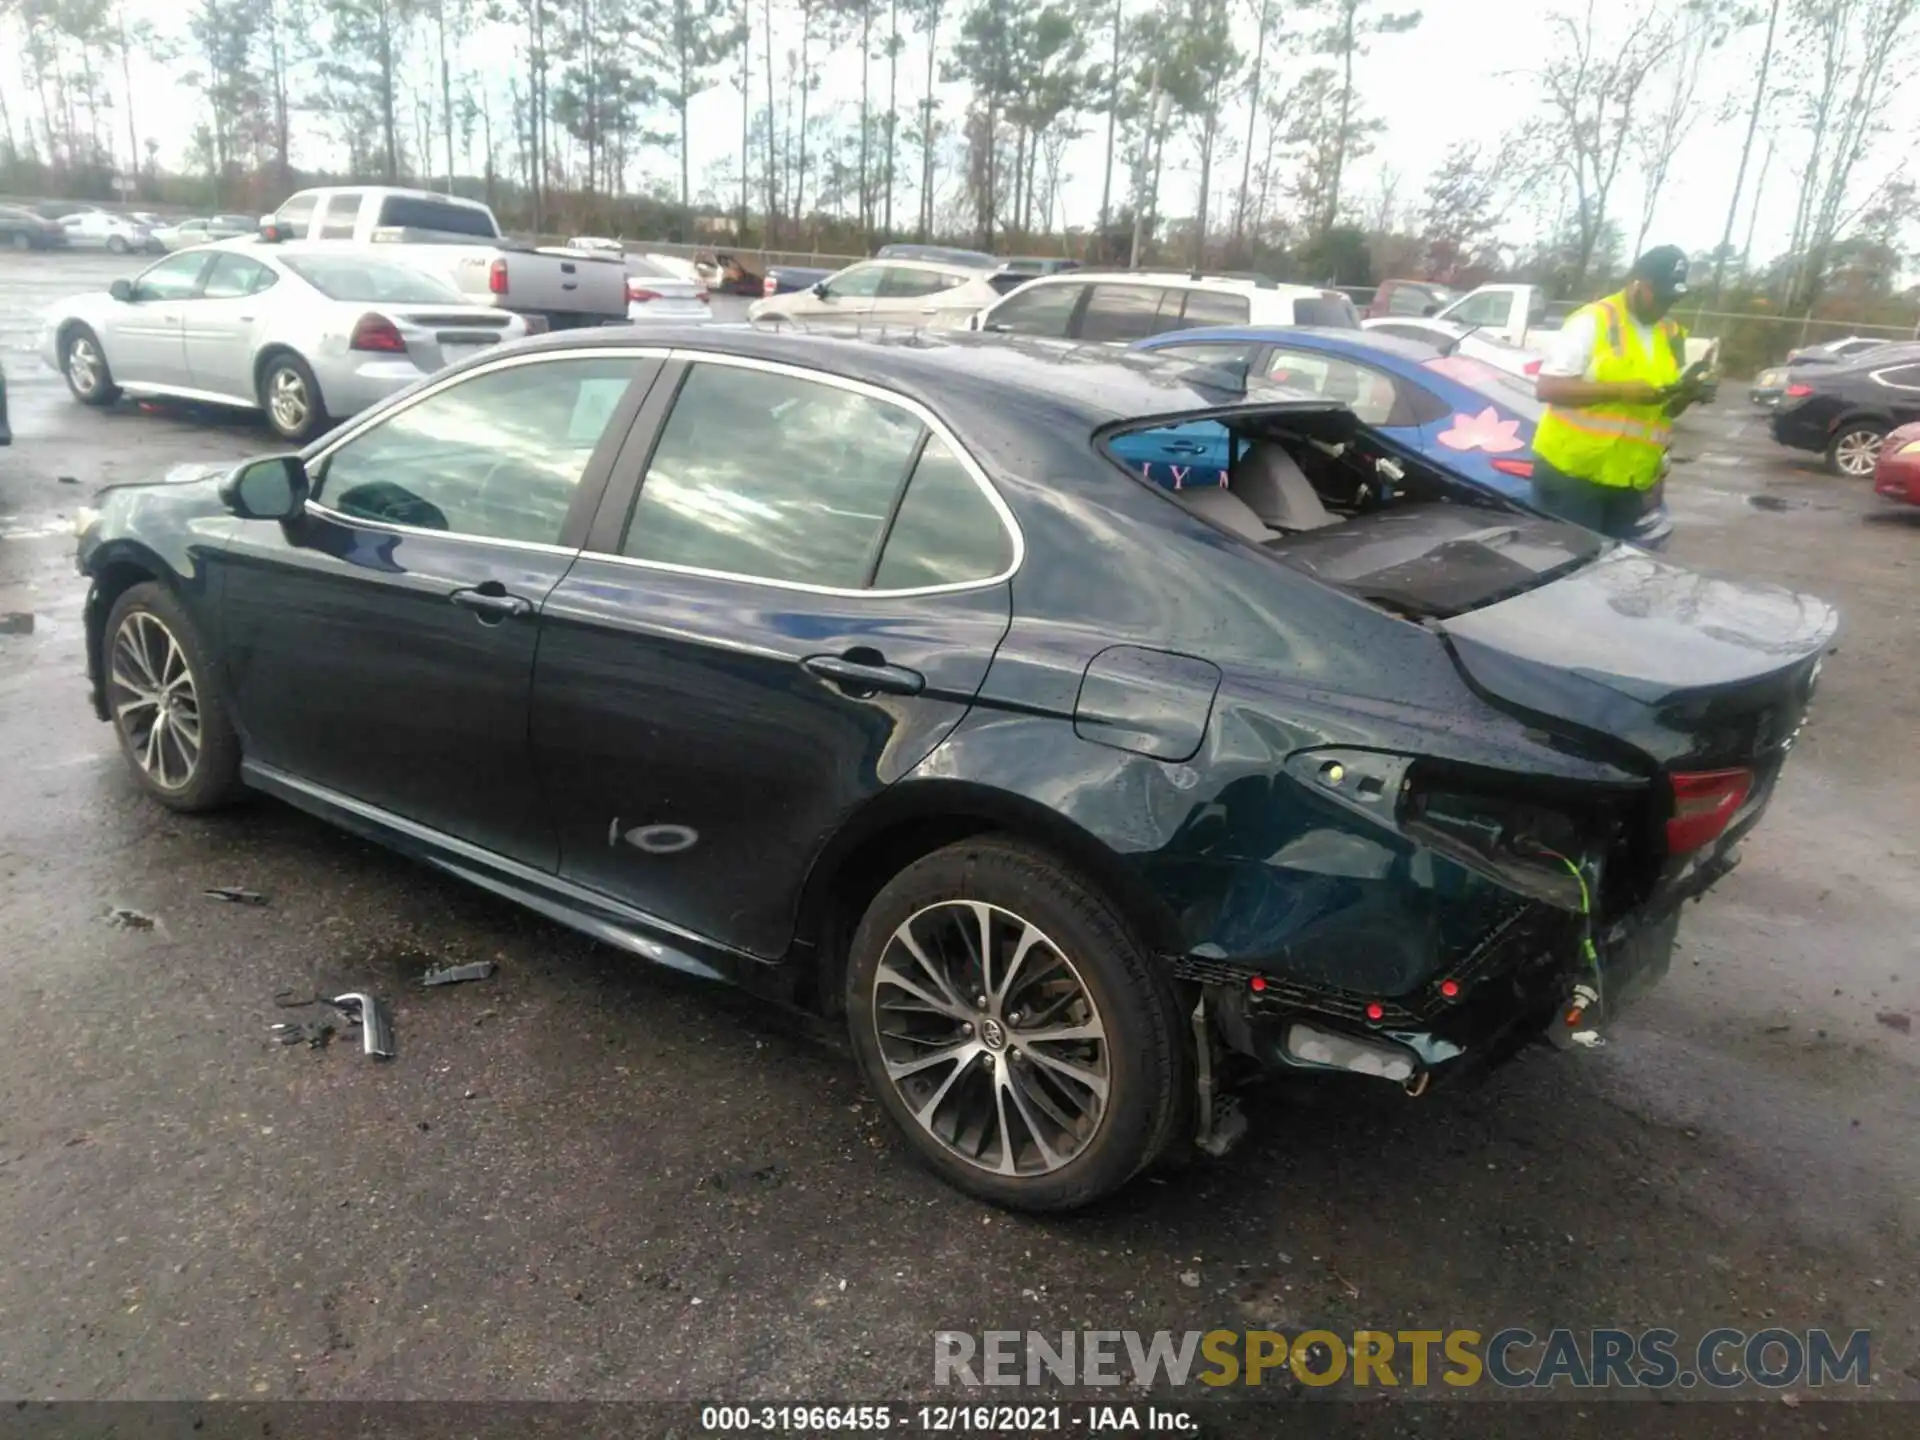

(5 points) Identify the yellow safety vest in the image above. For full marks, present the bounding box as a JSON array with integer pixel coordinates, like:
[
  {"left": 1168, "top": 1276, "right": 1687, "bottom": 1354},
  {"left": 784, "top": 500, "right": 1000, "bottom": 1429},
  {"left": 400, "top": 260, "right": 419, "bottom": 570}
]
[{"left": 1533, "top": 292, "right": 1686, "bottom": 492}]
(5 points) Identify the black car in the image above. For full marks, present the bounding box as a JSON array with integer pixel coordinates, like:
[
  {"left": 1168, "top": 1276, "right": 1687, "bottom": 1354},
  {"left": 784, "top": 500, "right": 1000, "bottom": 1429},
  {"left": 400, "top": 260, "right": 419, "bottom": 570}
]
[
  {"left": 76, "top": 328, "right": 1835, "bottom": 1211},
  {"left": 0, "top": 204, "right": 67, "bottom": 250},
  {"left": 1768, "top": 343, "right": 1920, "bottom": 477},
  {"left": 761, "top": 264, "right": 838, "bottom": 297},
  {"left": 0, "top": 361, "right": 10, "bottom": 445}
]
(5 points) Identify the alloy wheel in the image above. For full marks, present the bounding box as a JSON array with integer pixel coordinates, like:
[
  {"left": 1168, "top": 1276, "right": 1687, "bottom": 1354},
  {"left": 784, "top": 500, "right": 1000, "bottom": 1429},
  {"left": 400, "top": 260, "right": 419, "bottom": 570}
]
[
  {"left": 67, "top": 336, "right": 101, "bottom": 395},
  {"left": 871, "top": 900, "right": 1110, "bottom": 1177},
  {"left": 268, "top": 366, "right": 309, "bottom": 434},
  {"left": 1834, "top": 429, "right": 1882, "bottom": 478},
  {"left": 109, "top": 611, "right": 203, "bottom": 792}
]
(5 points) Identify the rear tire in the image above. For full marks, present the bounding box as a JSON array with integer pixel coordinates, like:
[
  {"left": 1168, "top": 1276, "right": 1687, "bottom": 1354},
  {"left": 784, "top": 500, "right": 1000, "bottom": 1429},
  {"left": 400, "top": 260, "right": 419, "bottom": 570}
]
[
  {"left": 846, "top": 838, "right": 1186, "bottom": 1212},
  {"left": 62, "top": 325, "right": 121, "bottom": 406},
  {"left": 9, "top": 231, "right": 29, "bottom": 252},
  {"left": 1827, "top": 421, "right": 1885, "bottom": 478},
  {"left": 258, "top": 352, "right": 329, "bottom": 443},
  {"left": 102, "top": 583, "right": 244, "bottom": 812},
  {"left": 107, "top": 234, "right": 128, "bottom": 255}
]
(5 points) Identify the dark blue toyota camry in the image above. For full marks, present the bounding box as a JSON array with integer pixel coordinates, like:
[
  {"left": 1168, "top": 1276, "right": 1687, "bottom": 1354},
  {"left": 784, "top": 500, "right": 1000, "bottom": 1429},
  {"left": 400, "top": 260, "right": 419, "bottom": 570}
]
[{"left": 75, "top": 327, "right": 1832, "bottom": 1210}]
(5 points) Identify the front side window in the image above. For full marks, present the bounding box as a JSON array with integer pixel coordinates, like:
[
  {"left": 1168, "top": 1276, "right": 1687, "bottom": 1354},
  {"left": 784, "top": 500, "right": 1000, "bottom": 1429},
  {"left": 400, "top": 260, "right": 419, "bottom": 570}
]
[
  {"left": 983, "top": 282, "right": 1083, "bottom": 336},
  {"left": 316, "top": 193, "right": 364, "bottom": 240},
  {"left": 1387, "top": 285, "right": 1433, "bottom": 316},
  {"left": 1266, "top": 348, "right": 1401, "bottom": 425},
  {"left": 623, "top": 363, "right": 927, "bottom": 589},
  {"left": 315, "top": 356, "right": 643, "bottom": 545},
  {"left": 131, "top": 253, "right": 211, "bottom": 302},
  {"left": 824, "top": 265, "right": 885, "bottom": 299},
  {"left": 275, "top": 193, "right": 319, "bottom": 236},
  {"left": 872, "top": 437, "right": 1013, "bottom": 589}
]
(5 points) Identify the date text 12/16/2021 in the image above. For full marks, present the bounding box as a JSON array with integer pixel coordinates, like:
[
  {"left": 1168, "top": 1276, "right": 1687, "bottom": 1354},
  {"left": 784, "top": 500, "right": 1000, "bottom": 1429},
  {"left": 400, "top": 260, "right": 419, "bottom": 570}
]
[{"left": 699, "top": 1405, "right": 1197, "bottom": 1432}]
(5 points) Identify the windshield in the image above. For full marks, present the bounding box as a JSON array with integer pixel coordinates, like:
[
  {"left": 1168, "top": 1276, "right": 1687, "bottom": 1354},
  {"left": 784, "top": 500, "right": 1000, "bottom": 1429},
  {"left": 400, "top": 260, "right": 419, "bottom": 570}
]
[
  {"left": 1423, "top": 354, "right": 1544, "bottom": 420},
  {"left": 281, "top": 255, "right": 465, "bottom": 303}
]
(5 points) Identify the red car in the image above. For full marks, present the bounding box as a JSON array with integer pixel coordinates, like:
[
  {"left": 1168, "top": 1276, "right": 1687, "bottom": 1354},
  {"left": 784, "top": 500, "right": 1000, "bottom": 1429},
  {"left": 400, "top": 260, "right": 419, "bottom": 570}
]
[{"left": 1873, "top": 422, "right": 1920, "bottom": 505}]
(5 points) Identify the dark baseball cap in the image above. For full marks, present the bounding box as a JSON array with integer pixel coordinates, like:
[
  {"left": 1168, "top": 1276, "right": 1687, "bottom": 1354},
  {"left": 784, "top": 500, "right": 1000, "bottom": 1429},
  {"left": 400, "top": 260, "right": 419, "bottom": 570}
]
[{"left": 1629, "top": 245, "right": 1690, "bottom": 298}]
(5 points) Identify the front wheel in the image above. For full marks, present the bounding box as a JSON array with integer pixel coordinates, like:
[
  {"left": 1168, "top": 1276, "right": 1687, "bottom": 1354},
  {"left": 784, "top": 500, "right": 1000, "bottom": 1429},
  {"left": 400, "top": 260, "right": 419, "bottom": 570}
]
[
  {"left": 258, "top": 353, "right": 329, "bottom": 443},
  {"left": 1827, "top": 421, "right": 1885, "bottom": 478},
  {"left": 63, "top": 326, "right": 121, "bottom": 406},
  {"left": 106, "top": 234, "right": 128, "bottom": 255},
  {"left": 846, "top": 838, "right": 1186, "bottom": 1212},
  {"left": 103, "top": 583, "right": 244, "bottom": 811}
]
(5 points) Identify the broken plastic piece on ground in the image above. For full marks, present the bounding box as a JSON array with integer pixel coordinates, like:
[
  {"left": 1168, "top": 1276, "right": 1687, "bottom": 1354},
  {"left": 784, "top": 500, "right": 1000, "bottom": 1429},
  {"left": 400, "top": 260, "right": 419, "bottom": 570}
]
[
  {"left": 57, "top": 475, "right": 80, "bottom": 485},
  {"left": 1876, "top": 1010, "right": 1912, "bottom": 1034},
  {"left": 1748, "top": 494, "right": 1806, "bottom": 511},
  {"left": 333, "top": 992, "right": 395, "bottom": 1059},
  {"left": 270, "top": 1019, "right": 335, "bottom": 1049},
  {"left": 204, "top": 886, "right": 268, "bottom": 905},
  {"left": 420, "top": 960, "right": 496, "bottom": 987},
  {"left": 105, "top": 906, "right": 156, "bottom": 930}
]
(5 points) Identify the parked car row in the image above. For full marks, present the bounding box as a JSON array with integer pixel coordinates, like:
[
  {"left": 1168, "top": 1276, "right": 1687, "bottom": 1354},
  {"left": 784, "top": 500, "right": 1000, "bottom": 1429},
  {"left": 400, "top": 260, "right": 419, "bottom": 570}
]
[{"left": 71, "top": 321, "right": 1837, "bottom": 1211}]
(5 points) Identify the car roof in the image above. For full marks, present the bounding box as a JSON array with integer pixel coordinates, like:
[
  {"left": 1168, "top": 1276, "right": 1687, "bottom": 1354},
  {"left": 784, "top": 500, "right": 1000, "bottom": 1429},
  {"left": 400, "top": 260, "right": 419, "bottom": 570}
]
[
  {"left": 505, "top": 325, "right": 1337, "bottom": 433},
  {"left": 1142, "top": 323, "right": 1444, "bottom": 365},
  {"left": 1016, "top": 270, "right": 1328, "bottom": 298}
]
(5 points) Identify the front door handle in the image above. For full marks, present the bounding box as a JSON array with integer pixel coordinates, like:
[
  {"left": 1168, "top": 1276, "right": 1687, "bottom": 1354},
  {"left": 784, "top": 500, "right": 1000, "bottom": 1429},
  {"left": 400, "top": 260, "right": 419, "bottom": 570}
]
[
  {"left": 450, "top": 583, "right": 533, "bottom": 621},
  {"left": 1162, "top": 440, "right": 1210, "bottom": 455},
  {"left": 802, "top": 652, "right": 925, "bottom": 698}
]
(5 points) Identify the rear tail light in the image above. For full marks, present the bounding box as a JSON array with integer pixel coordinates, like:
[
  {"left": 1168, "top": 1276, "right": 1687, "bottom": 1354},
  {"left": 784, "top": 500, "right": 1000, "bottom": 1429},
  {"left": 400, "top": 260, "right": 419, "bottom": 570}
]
[
  {"left": 1784, "top": 382, "right": 1813, "bottom": 397},
  {"left": 1665, "top": 769, "right": 1753, "bottom": 855},
  {"left": 1490, "top": 458, "right": 1535, "bottom": 478},
  {"left": 1522, "top": 358, "right": 1542, "bottom": 376},
  {"left": 627, "top": 283, "right": 660, "bottom": 303},
  {"left": 763, "top": 276, "right": 777, "bottom": 296},
  {"left": 695, "top": 289, "right": 710, "bottom": 305},
  {"left": 349, "top": 313, "right": 406, "bottom": 352},
  {"left": 488, "top": 257, "right": 508, "bottom": 295}
]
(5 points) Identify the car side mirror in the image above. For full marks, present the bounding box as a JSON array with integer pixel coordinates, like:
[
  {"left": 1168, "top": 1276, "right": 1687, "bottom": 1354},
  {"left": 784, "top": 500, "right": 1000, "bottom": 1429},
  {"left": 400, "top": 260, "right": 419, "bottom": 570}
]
[
  {"left": 220, "top": 455, "right": 309, "bottom": 521},
  {"left": 109, "top": 278, "right": 133, "bottom": 302},
  {"left": 812, "top": 281, "right": 831, "bottom": 299},
  {"left": 1420, "top": 302, "right": 1439, "bottom": 316}
]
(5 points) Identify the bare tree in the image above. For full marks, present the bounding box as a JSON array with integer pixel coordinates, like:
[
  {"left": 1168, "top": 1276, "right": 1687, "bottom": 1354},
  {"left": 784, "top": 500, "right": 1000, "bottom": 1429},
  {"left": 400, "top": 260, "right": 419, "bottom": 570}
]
[
  {"left": 1521, "top": 0, "right": 1672, "bottom": 292},
  {"left": 1630, "top": 0, "right": 1741, "bottom": 257},
  {"left": 1710, "top": 0, "right": 1781, "bottom": 299},
  {"left": 1304, "top": 0, "right": 1421, "bottom": 239},
  {"left": 1231, "top": 0, "right": 1276, "bottom": 245},
  {"left": 1783, "top": 0, "right": 1918, "bottom": 308}
]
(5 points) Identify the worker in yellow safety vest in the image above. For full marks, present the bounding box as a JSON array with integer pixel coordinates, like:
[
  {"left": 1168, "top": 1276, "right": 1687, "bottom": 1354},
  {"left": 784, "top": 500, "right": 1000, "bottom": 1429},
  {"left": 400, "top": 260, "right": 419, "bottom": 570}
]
[{"left": 1532, "top": 246, "right": 1708, "bottom": 539}]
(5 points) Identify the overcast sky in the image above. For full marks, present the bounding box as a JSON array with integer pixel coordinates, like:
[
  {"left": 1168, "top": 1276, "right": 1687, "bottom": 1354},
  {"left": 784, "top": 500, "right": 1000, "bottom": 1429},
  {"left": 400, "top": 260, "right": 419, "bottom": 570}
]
[{"left": 100, "top": 0, "right": 1916, "bottom": 263}]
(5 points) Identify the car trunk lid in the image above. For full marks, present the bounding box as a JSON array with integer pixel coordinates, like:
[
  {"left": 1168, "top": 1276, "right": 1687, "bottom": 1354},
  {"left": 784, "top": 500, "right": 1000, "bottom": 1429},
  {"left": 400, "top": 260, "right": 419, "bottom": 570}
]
[
  {"left": 388, "top": 309, "right": 518, "bottom": 371},
  {"left": 1435, "top": 544, "right": 1836, "bottom": 771}
]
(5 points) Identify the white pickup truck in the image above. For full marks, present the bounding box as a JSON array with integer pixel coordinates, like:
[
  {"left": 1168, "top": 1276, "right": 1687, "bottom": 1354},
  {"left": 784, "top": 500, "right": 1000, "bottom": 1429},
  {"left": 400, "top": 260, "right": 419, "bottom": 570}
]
[
  {"left": 257, "top": 186, "right": 628, "bottom": 331},
  {"left": 1434, "top": 283, "right": 1720, "bottom": 392}
]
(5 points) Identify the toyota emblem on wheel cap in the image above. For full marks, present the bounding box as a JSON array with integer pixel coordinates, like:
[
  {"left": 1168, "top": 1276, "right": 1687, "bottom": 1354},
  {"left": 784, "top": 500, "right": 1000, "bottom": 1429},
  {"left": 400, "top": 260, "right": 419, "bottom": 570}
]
[{"left": 980, "top": 1017, "right": 1007, "bottom": 1051}]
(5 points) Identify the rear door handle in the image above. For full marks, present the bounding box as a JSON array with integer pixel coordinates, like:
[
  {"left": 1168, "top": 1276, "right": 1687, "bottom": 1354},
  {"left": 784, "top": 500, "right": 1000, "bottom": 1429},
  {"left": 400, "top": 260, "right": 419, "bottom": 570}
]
[
  {"left": 450, "top": 583, "right": 533, "bottom": 621},
  {"left": 1163, "top": 440, "right": 1210, "bottom": 455},
  {"left": 802, "top": 652, "right": 925, "bottom": 697}
]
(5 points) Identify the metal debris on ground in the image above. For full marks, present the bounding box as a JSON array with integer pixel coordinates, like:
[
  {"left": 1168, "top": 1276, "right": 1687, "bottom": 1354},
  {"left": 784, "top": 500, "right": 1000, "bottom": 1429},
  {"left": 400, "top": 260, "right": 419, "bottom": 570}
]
[
  {"left": 0, "top": 613, "right": 34, "bottom": 635},
  {"left": 333, "top": 992, "right": 395, "bottom": 1059},
  {"left": 1875, "top": 1010, "right": 1912, "bottom": 1034},
  {"left": 105, "top": 906, "right": 156, "bottom": 930},
  {"left": 203, "top": 886, "right": 268, "bottom": 905},
  {"left": 420, "top": 960, "right": 496, "bottom": 988}
]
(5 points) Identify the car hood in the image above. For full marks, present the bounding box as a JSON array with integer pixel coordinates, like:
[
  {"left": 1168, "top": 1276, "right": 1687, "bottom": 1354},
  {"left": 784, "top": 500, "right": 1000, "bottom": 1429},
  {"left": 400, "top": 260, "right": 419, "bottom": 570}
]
[{"left": 1438, "top": 545, "right": 1839, "bottom": 769}]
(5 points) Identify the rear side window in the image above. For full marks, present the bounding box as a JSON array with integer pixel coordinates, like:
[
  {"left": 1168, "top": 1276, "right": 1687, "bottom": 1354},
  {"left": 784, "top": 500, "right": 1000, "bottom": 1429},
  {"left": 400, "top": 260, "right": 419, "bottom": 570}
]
[
  {"left": 1292, "top": 295, "right": 1360, "bottom": 328},
  {"left": 1080, "top": 285, "right": 1175, "bottom": 343},
  {"left": 1173, "top": 289, "right": 1251, "bottom": 328},
  {"left": 623, "top": 364, "right": 926, "bottom": 588},
  {"left": 879, "top": 266, "right": 961, "bottom": 298},
  {"left": 1266, "top": 348, "right": 1401, "bottom": 424},
  {"left": 275, "top": 192, "right": 319, "bottom": 237},
  {"left": 201, "top": 253, "right": 277, "bottom": 299},
  {"left": 1873, "top": 364, "right": 1920, "bottom": 391},
  {"left": 376, "top": 195, "right": 498, "bottom": 236},
  {"left": 316, "top": 193, "right": 363, "bottom": 240},
  {"left": 1386, "top": 285, "right": 1434, "bottom": 316},
  {"left": 985, "top": 282, "right": 1083, "bottom": 336},
  {"left": 872, "top": 437, "right": 1012, "bottom": 589}
]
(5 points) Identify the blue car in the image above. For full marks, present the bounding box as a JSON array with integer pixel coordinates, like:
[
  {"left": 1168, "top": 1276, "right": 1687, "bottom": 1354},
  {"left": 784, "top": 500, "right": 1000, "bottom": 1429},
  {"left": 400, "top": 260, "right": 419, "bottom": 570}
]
[{"left": 1122, "top": 326, "right": 1672, "bottom": 548}]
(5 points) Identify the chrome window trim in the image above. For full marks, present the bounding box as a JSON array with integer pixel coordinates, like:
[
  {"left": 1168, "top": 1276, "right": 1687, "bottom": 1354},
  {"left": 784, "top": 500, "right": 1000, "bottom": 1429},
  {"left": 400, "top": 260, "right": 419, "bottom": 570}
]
[
  {"left": 300, "top": 345, "right": 671, "bottom": 551},
  {"left": 1868, "top": 365, "right": 1920, "bottom": 392},
  {"left": 581, "top": 347, "right": 1026, "bottom": 600}
]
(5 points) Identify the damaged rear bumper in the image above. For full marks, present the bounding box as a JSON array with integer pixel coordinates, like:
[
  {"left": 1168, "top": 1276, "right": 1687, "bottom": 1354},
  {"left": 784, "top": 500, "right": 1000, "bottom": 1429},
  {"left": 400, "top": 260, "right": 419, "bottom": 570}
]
[{"left": 1176, "top": 898, "right": 1682, "bottom": 1090}]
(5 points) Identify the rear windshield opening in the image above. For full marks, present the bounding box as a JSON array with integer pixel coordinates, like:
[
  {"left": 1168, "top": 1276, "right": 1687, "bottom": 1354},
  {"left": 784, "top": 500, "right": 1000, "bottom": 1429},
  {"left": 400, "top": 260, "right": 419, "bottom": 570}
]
[
  {"left": 282, "top": 255, "right": 465, "bottom": 304},
  {"left": 374, "top": 196, "right": 499, "bottom": 238},
  {"left": 1104, "top": 407, "right": 1601, "bottom": 620}
]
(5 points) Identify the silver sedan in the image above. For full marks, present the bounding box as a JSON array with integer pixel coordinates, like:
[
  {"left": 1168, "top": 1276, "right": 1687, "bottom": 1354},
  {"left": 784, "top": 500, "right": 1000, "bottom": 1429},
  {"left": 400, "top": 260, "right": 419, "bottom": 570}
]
[{"left": 41, "top": 243, "right": 530, "bottom": 442}]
